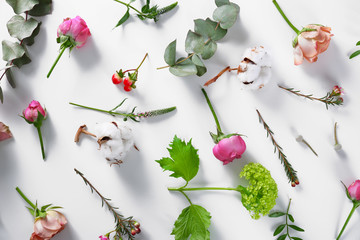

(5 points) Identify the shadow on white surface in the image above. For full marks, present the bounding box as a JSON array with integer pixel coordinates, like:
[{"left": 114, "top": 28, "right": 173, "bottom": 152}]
[
  {"left": 41, "top": 112, "right": 56, "bottom": 161},
  {"left": 54, "top": 222, "right": 79, "bottom": 240},
  {"left": 72, "top": 37, "right": 101, "bottom": 71}
]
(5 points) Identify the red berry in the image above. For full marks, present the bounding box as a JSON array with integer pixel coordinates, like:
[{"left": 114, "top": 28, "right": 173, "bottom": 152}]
[
  {"left": 123, "top": 77, "right": 132, "bottom": 86},
  {"left": 131, "top": 229, "right": 137, "bottom": 236},
  {"left": 112, "top": 73, "right": 122, "bottom": 84},
  {"left": 134, "top": 221, "right": 140, "bottom": 228},
  {"left": 124, "top": 85, "right": 132, "bottom": 92},
  {"left": 135, "top": 227, "right": 141, "bottom": 234}
]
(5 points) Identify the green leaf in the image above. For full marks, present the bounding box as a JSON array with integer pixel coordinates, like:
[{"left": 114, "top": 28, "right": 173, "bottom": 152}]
[
  {"left": 156, "top": 135, "right": 199, "bottom": 182},
  {"left": 215, "top": 0, "right": 230, "bottom": 7},
  {"left": 212, "top": 3, "right": 239, "bottom": 29},
  {"left": 194, "top": 19, "right": 215, "bottom": 39},
  {"left": 171, "top": 204, "right": 211, "bottom": 240},
  {"left": 7, "top": 15, "right": 40, "bottom": 41},
  {"left": 23, "top": 21, "right": 41, "bottom": 46},
  {"left": 356, "top": 41, "right": 360, "bottom": 46},
  {"left": 291, "top": 237, "right": 303, "bottom": 240},
  {"left": 201, "top": 40, "right": 217, "bottom": 60},
  {"left": 191, "top": 54, "right": 207, "bottom": 76},
  {"left": 196, "top": 65, "right": 207, "bottom": 77},
  {"left": 169, "top": 58, "right": 197, "bottom": 77},
  {"left": 164, "top": 40, "right": 176, "bottom": 66},
  {"left": 277, "top": 234, "right": 287, "bottom": 240},
  {"left": 28, "top": 0, "right": 52, "bottom": 16},
  {"left": 273, "top": 224, "right": 285, "bottom": 236},
  {"left": 289, "top": 225, "right": 305, "bottom": 232},
  {"left": 6, "top": 68, "right": 16, "bottom": 88},
  {"left": 205, "top": 18, "right": 227, "bottom": 41},
  {"left": 349, "top": 50, "right": 360, "bottom": 59},
  {"left": 0, "top": 87, "right": 3, "bottom": 104},
  {"left": 115, "top": 8, "right": 130, "bottom": 28},
  {"left": 268, "top": 211, "right": 285, "bottom": 218},
  {"left": 6, "top": 0, "right": 39, "bottom": 14},
  {"left": 288, "top": 214, "right": 294, "bottom": 222},
  {"left": 185, "top": 30, "right": 205, "bottom": 54},
  {"left": 2, "top": 40, "right": 31, "bottom": 68}
]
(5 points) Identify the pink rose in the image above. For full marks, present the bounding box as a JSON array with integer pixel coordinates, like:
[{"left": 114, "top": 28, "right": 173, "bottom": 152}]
[
  {"left": 31, "top": 210, "right": 67, "bottom": 240},
  {"left": 213, "top": 135, "right": 246, "bottom": 165},
  {"left": 348, "top": 180, "right": 360, "bottom": 201},
  {"left": 294, "top": 24, "right": 333, "bottom": 65},
  {"left": 57, "top": 16, "right": 91, "bottom": 48},
  {"left": 99, "top": 236, "right": 109, "bottom": 240},
  {"left": 23, "top": 100, "right": 46, "bottom": 123},
  {"left": 0, "top": 122, "right": 12, "bottom": 141}
]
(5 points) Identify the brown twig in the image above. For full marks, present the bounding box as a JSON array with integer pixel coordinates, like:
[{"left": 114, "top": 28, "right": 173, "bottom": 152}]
[{"left": 74, "top": 125, "right": 96, "bottom": 142}]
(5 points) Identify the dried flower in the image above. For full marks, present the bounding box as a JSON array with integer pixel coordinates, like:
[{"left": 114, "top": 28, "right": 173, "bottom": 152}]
[
  {"left": 0, "top": 122, "right": 12, "bottom": 141},
  {"left": 334, "top": 122, "right": 342, "bottom": 151}
]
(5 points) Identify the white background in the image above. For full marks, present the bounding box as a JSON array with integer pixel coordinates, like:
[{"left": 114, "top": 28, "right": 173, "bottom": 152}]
[{"left": 1, "top": 0, "right": 360, "bottom": 239}]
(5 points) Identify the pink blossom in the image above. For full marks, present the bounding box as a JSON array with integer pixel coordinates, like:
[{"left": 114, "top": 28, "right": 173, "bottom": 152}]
[
  {"left": 332, "top": 85, "right": 344, "bottom": 96},
  {"left": 99, "top": 236, "right": 109, "bottom": 240},
  {"left": 31, "top": 210, "right": 67, "bottom": 240},
  {"left": 0, "top": 122, "right": 12, "bottom": 141},
  {"left": 23, "top": 100, "right": 46, "bottom": 123},
  {"left": 294, "top": 24, "right": 333, "bottom": 65},
  {"left": 213, "top": 135, "right": 246, "bottom": 165},
  {"left": 348, "top": 180, "right": 360, "bottom": 201},
  {"left": 57, "top": 16, "right": 91, "bottom": 48}
]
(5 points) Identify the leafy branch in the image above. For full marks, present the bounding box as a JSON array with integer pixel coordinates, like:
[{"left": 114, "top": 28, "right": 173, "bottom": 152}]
[
  {"left": 256, "top": 109, "right": 299, "bottom": 187},
  {"left": 113, "top": 0, "right": 178, "bottom": 28},
  {"left": 74, "top": 168, "right": 140, "bottom": 239},
  {"left": 269, "top": 198, "right": 305, "bottom": 240},
  {"left": 278, "top": 85, "right": 343, "bottom": 109}
]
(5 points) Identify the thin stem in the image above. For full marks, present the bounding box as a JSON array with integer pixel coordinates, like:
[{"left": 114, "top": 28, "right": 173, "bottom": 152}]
[
  {"left": 136, "top": 53, "right": 148, "bottom": 71},
  {"left": 157, "top": 53, "right": 195, "bottom": 70},
  {"left": 334, "top": 122, "right": 339, "bottom": 145},
  {"left": 301, "top": 139, "right": 318, "bottom": 157},
  {"left": 285, "top": 198, "right": 292, "bottom": 238},
  {"left": 69, "top": 102, "right": 128, "bottom": 117},
  {"left": 272, "top": 0, "right": 299, "bottom": 34},
  {"left": 336, "top": 203, "right": 359, "bottom": 240},
  {"left": 47, "top": 47, "right": 66, "bottom": 78},
  {"left": 179, "top": 191, "right": 192, "bottom": 205},
  {"left": 36, "top": 127, "right": 45, "bottom": 160},
  {"left": 204, "top": 66, "right": 231, "bottom": 86},
  {"left": 201, "top": 88, "right": 222, "bottom": 133},
  {"left": 113, "top": 0, "right": 143, "bottom": 15},
  {"left": 168, "top": 187, "right": 239, "bottom": 192},
  {"left": 15, "top": 187, "right": 36, "bottom": 209}
]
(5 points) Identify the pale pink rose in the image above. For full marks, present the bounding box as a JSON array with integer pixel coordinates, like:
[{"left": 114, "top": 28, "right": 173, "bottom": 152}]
[
  {"left": 213, "top": 135, "right": 246, "bottom": 165},
  {"left": 31, "top": 210, "right": 67, "bottom": 240},
  {"left": 23, "top": 100, "right": 46, "bottom": 123},
  {"left": 348, "top": 180, "right": 360, "bottom": 201},
  {"left": 57, "top": 16, "right": 91, "bottom": 48},
  {"left": 294, "top": 24, "right": 333, "bottom": 65},
  {"left": 0, "top": 122, "right": 12, "bottom": 141}
]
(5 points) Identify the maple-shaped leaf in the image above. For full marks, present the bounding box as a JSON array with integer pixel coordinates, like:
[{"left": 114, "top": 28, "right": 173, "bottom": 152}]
[
  {"left": 171, "top": 204, "right": 211, "bottom": 240},
  {"left": 156, "top": 135, "right": 199, "bottom": 182}
]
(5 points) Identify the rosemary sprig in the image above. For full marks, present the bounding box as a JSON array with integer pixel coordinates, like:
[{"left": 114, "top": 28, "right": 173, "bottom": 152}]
[
  {"left": 74, "top": 168, "right": 139, "bottom": 240},
  {"left": 69, "top": 99, "right": 176, "bottom": 122},
  {"left": 278, "top": 85, "right": 343, "bottom": 109},
  {"left": 256, "top": 109, "right": 299, "bottom": 187}
]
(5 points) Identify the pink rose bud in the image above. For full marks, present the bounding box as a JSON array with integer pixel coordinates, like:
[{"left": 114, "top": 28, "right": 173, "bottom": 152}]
[
  {"left": 0, "top": 122, "right": 12, "bottom": 141},
  {"left": 348, "top": 180, "right": 360, "bottom": 201},
  {"left": 213, "top": 135, "right": 246, "bottom": 165},
  {"left": 32, "top": 210, "right": 67, "bottom": 240},
  {"left": 23, "top": 100, "right": 46, "bottom": 123},
  {"left": 57, "top": 16, "right": 91, "bottom": 48},
  {"left": 294, "top": 24, "right": 333, "bottom": 65},
  {"left": 99, "top": 236, "right": 109, "bottom": 240}
]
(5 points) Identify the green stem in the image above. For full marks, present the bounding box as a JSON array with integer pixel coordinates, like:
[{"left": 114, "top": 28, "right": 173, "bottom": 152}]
[
  {"left": 136, "top": 53, "right": 148, "bottom": 71},
  {"left": 168, "top": 187, "right": 240, "bottom": 192},
  {"left": 157, "top": 53, "right": 195, "bottom": 70},
  {"left": 47, "top": 47, "right": 66, "bottom": 78},
  {"left": 15, "top": 187, "right": 36, "bottom": 209},
  {"left": 336, "top": 203, "right": 359, "bottom": 240},
  {"left": 302, "top": 139, "right": 318, "bottom": 157},
  {"left": 179, "top": 191, "right": 192, "bottom": 205},
  {"left": 201, "top": 88, "right": 222, "bottom": 133},
  {"left": 69, "top": 102, "right": 129, "bottom": 117},
  {"left": 113, "top": 0, "right": 143, "bottom": 15},
  {"left": 36, "top": 126, "right": 45, "bottom": 160},
  {"left": 272, "top": 0, "right": 299, "bottom": 34}
]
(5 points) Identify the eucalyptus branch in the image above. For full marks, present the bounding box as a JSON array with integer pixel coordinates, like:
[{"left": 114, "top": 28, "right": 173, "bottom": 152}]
[
  {"left": 157, "top": 53, "right": 195, "bottom": 70},
  {"left": 256, "top": 109, "right": 299, "bottom": 187}
]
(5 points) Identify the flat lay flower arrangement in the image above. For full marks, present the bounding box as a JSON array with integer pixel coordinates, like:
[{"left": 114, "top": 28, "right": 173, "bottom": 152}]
[{"left": 1, "top": 0, "right": 360, "bottom": 239}]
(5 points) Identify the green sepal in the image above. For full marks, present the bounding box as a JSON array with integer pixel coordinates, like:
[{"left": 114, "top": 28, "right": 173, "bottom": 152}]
[
  {"left": 209, "top": 131, "right": 218, "bottom": 144},
  {"left": 117, "top": 69, "right": 124, "bottom": 78},
  {"left": 341, "top": 181, "right": 352, "bottom": 201}
]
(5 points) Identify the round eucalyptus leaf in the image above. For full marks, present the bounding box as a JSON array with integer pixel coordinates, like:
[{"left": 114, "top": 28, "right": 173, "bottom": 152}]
[
  {"left": 164, "top": 40, "right": 177, "bottom": 66},
  {"left": 205, "top": 18, "right": 227, "bottom": 41},
  {"left": 2, "top": 40, "right": 25, "bottom": 62},
  {"left": 28, "top": 0, "right": 52, "bottom": 16},
  {"left": 5, "top": 0, "right": 39, "bottom": 14},
  {"left": 7, "top": 15, "right": 40, "bottom": 41},
  {"left": 169, "top": 57, "right": 197, "bottom": 77},
  {"left": 213, "top": 4, "right": 239, "bottom": 29},
  {"left": 215, "top": 0, "right": 230, "bottom": 7},
  {"left": 191, "top": 54, "right": 205, "bottom": 67},
  {"left": 185, "top": 30, "right": 205, "bottom": 54},
  {"left": 194, "top": 19, "right": 215, "bottom": 39},
  {"left": 201, "top": 40, "right": 217, "bottom": 60}
]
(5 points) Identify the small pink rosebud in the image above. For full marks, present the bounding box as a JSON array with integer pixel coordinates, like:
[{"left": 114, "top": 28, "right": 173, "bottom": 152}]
[
  {"left": 99, "top": 236, "right": 109, "bottom": 240},
  {"left": 0, "top": 122, "right": 12, "bottom": 141},
  {"left": 348, "top": 180, "right": 360, "bottom": 201},
  {"left": 31, "top": 210, "right": 67, "bottom": 239},
  {"left": 57, "top": 16, "right": 91, "bottom": 48},
  {"left": 23, "top": 100, "right": 46, "bottom": 123},
  {"left": 212, "top": 135, "right": 246, "bottom": 165}
]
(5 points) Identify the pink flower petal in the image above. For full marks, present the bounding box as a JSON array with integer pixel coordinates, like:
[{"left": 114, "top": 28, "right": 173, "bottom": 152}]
[
  {"left": 0, "top": 122, "right": 12, "bottom": 141},
  {"left": 293, "top": 45, "right": 304, "bottom": 65},
  {"left": 298, "top": 36, "right": 318, "bottom": 59}
]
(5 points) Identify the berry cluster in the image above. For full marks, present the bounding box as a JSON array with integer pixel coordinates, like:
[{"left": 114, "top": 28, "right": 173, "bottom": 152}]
[
  {"left": 112, "top": 72, "right": 135, "bottom": 92},
  {"left": 130, "top": 221, "right": 141, "bottom": 236}
]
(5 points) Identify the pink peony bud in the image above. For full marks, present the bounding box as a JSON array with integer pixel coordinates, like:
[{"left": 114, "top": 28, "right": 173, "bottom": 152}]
[
  {"left": 57, "top": 16, "right": 91, "bottom": 48},
  {"left": 294, "top": 24, "right": 333, "bottom": 65},
  {"left": 23, "top": 100, "right": 46, "bottom": 123},
  {"left": 348, "top": 180, "right": 360, "bottom": 201},
  {"left": 213, "top": 135, "right": 246, "bottom": 165},
  {"left": 0, "top": 122, "right": 12, "bottom": 141},
  {"left": 31, "top": 210, "right": 67, "bottom": 240}
]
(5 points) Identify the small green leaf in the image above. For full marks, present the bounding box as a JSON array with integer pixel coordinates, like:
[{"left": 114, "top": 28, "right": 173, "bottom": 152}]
[
  {"left": 164, "top": 40, "right": 176, "bottom": 66},
  {"left": 7, "top": 15, "right": 40, "bottom": 41},
  {"left": 289, "top": 225, "right": 305, "bottom": 232},
  {"left": 142, "top": 4, "right": 150, "bottom": 13},
  {"left": 277, "top": 234, "right": 287, "bottom": 240},
  {"left": 212, "top": 3, "right": 239, "bottom": 29},
  {"left": 196, "top": 65, "right": 207, "bottom": 76},
  {"left": 349, "top": 50, "right": 360, "bottom": 59},
  {"left": 185, "top": 30, "right": 205, "bottom": 54},
  {"left": 6, "top": 68, "right": 16, "bottom": 88},
  {"left": 115, "top": 8, "right": 130, "bottom": 28},
  {"left": 2, "top": 40, "right": 31, "bottom": 68},
  {"left": 191, "top": 54, "right": 205, "bottom": 67},
  {"left": 169, "top": 58, "right": 197, "bottom": 77},
  {"left": 171, "top": 204, "right": 211, "bottom": 240},
  {"left": 273, "top": 224, "right": 285, "bottom": 236},
  {"left": 215, "top": 0, "right": 230, "bottom": 7},
  {"left": 6, "top": 0, "right": 39, "bottom": 14},
  {"left": 28, "top": 0, "right": 52, "bottom": 16},
  {"left": 156, "top": 135, "right": 199, "bottom": 182},
  {"left": 23, "top": 21, "right": 41, "bottom": 46},
  {"left": 194, "top": 19, "right": 215, "bottom": 39},
  {"left": 291, "top": 237, "right": 303, "bottom": 240},
  {"left": 288, "top": 214, "right": 294, "bottom": 222},
  {"left": 0, "top": 87, "right": 3, "bottom": 104},
  {"left": 268, "top": 211, "right": 285, "bottom": 218},
  {"left": 201, "top": 40, "right": 217, "bottom": 60},
  {"left": 356, "top": 41, "right": 360, "bottom": 46},
  {"left": 205, "top": 18, "right": 227, "bottom": 41}
]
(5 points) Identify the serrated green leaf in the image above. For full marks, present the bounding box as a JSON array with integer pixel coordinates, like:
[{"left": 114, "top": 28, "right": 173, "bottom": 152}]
[
  {"left": 288, "top": 214, "right": 294, "bottom": 222},
  {"left": 268, "top": 211, "right": 286, "bottom": 218},
  {"left": 115, "top": 8, "right": 130, "bottom": 28},
  {"left": 349, "top": 50, "right": 360, "bottom": 59},
  {"left": 185, "top": 30, "right": 205, "bottom": 54},
  {"left": 28, "top": 0, "right": 52, "bottom": 16},
  {"left": 156, "top": 135, "right": 199, "bottom": 182},
  {"left": 205, "top": 18, "right": 227, "bottom": 41},
  {"left": 201, "top": 40, "right": 217, "bottom": 60},
  {"left": 6, "top": 0, "right": 39, "bottom": 14},
  {"left": 171, "top": 205, "right": 211, "bottom": 240},
  {"left": 6, "top": 68, "right": 16, "bottom": 88},
  {"left": 23, "top": 21, "right": 41, "bottom": 46},
  {"left": 289, "top": 225, "right": 304, "bottom": 232},
  {"left": 169, "top": 58, "right": 197, "bottom": 77},
  {"left": 277, "top": 234, "right": 287, "bottom": 240},
  {"left": 0, "top": 87, "right": 3, "bottom": 104},
  {"left": 291, "top": 237, "right": 303, "bottom": 240},
  {"left": 215, "top": 0, "right": 230, "bottom": 7},
  {"left": 7, "top": 15, "right": 40, "bottom": 41},
  {"left": 164, "top": 40, "right": 176, "bottom": 66},
  {"left": 212, "top": 4, "right": 239, "bottom": 29},
  {"left": 273, "top": 224, "right": 285, "bottom": 236}
]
